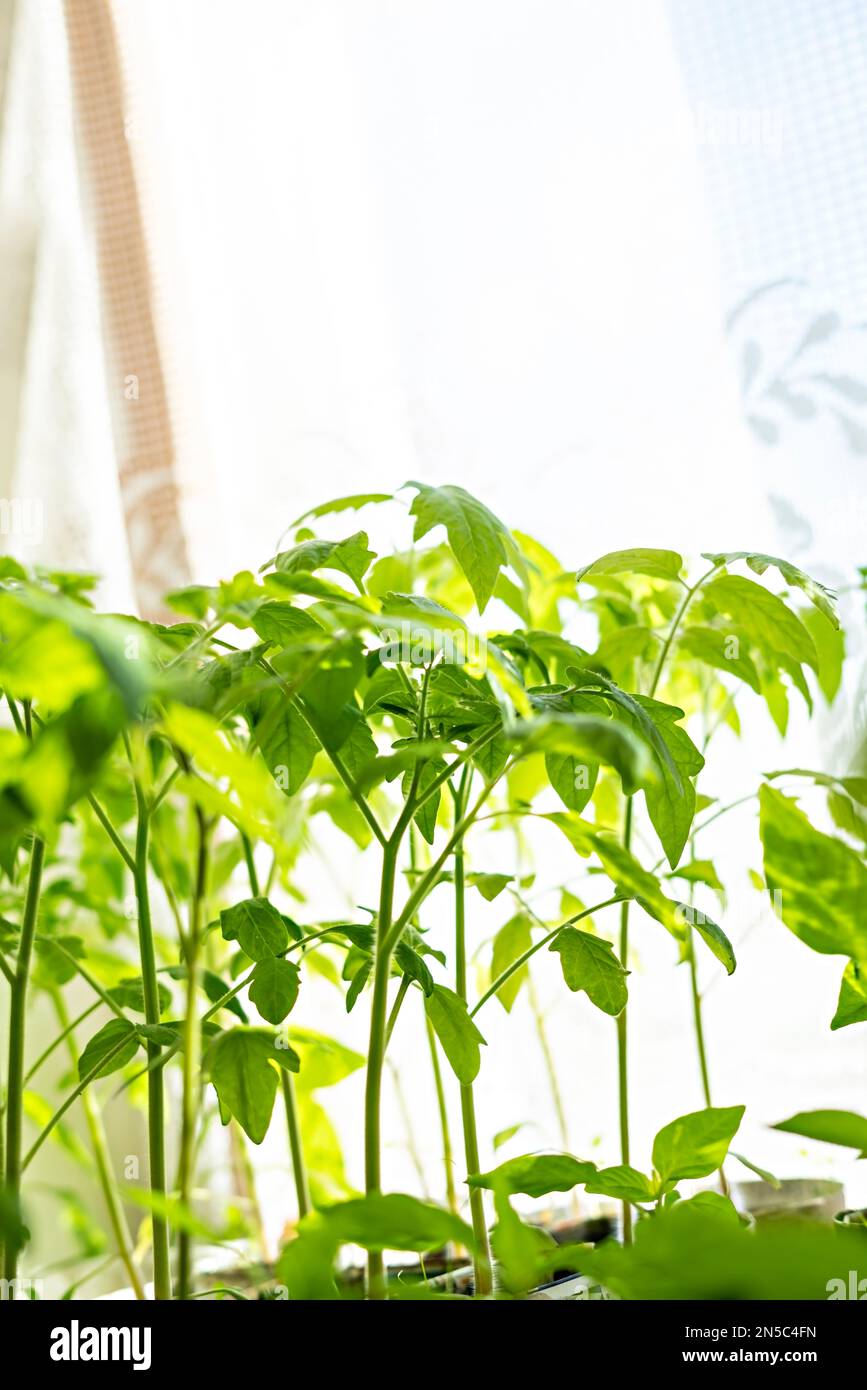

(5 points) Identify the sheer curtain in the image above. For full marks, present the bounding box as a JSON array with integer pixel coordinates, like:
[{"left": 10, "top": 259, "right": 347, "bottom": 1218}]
[{"left": 114, "top": 0, "right": 773, "bottom": 586}]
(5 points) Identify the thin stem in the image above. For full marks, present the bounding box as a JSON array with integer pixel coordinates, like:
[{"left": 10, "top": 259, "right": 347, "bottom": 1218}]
[
  {"left": 384, "top": 974, "right": 410, "bottom": 1049},
  {"left": 385, "top": 761, "right": 511, "bottom": 955},
  {"left": 362, "top": 666, "right": 431, "bottom": 1298},
  {"left": 52, "top": 992, "right": 145, "bottom": 1299},
  {"left": 409, "top": 725, "right": 501, "bottom": 819},
  {"left": 425, "top": 1018, "right": 459, "bottom": 1219},
  {"left": 452, "top": 766, "right": 493, "bottom": 1297},
  {"left": 241, "top": 832, "right": 260, "bottom": 897},
  {"left": 86, "top": 794, "right": 136, "bottom": 874},
  {"left": 132, "top": 782, "right": 171, "bottom": 1300},
  {"left": 2, "top": 832, "right": 45, "bottom": 1289},
  {"left": 364, "top": 843, "right": 398, "bottom": 1300},
  {"left": 687, "top": 932, "right": 712, "bottom": 1107},
  {"left": 4, "top": 689, "right": 24, "bottom": 734},
  {"left": 22, "top": 1036, "right": 130, "bottom": 1170},
  {"left": 281, "top": 1070, "right": 311, "bottom": 1220},
  {"left": 177, "top": 808, "right": 210, "bottom": 1300},
  {"left": 24, "top": 1001, "right": 101, "bottom": 1084},
  {"left": 616, "top": 798, "right": 634, "bottom": 1247},
  {"left": 527, "top": 975, "right": 571, "bottom": 1154},
  {"left": 33, "top": 937, "right": 131, "bottom": 1022},
  {"left": 647, "top": 563, "right": 720, "bottom": 699}
]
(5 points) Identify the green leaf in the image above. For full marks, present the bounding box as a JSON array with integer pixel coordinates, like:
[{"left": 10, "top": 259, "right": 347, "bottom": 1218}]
[
  {"left": 730, "top": 1151, "right": 781, "bottom": 1189},
  {"left": 702, "top": 551, "right": 839, "bottom": 628},
  {"left": 33, "top": 934, "right": 86, "bottom": 987},
  {"left": 759, "top": 784, "right": 867, "bottom": 959},
  {"left": 108, "top": 975, "right": 172, "bottom": 1016},
  {"left": 287, "top": 1028, "right": 364, "bottom": 1091},
  {"left": 678, "top": 625, "right": 761, "bottom": 694},
  {"left": 248, "top": 957, "right": 301, "bottom": 1025},
  {"left": 576, "top": 548, "right": 683, "bottom": 584},
  {"left": 248, "top": 600, "right": 324, "bottom": 646},
  {"left": 667, "top": 859, "right": 724, "bottom": 895},
  {"left": 468, "top": 1152, "right": 596, "bottom": 1198},
  {"left": 674, "top": 903, "right": 736, "bottom": 975},
  {"left": 493, "top": 1123, "right": 526, "bottom": 1151},
  {"left": 703, "top": 575, "right": 818, "bottom": 671},
  {"left": 200, "top": 969, "right": 247, "bottom": 1021},
  {"left": 220, "top": 897, "right": 290, "bottom": 961},
  {"left": 78, "top": 1019, "right": 140, "bottom": 1080},
  {"left": 275, "top": 1213, "right": 340, "bottom": 1300},
  {"left": 289, "top": 492, "right": 393, "bottom": 528},
  {"left": 423, "top": 984, "right": 486, "bottom": 1083},
  {"left": 404, "top": 758, "right": 443, "bottom": 845},
  {"left": 801, "top": 607, "right": 844, "bottom": 703},
  {"left": 393, "top": 940, "right": 435, "bottom": 996},
  {"left": 268, "top": 531, "right": 375, "bottom": 590},
  {"left": 772, "top": 1108, "right": 867, "bottom": 1157},
  {"left": 832, "top": 960, "right": 867, "bottom": 1030},
  {"left": 549, "top": 927, "right": 628, "bottom": 1016},
  {"left": 542, "top": 814, "right": 684, "bottom": 937},
  {"left": 207, "top": 1027, "right": 300, "bottom": 1144},
  {"left": 564, "top": 669, "right": 683, "bottom": 791},
  {"left": 652, "top": 1104, "right": 745, "bottom": 1185},
  {"left": 518, "top": 710, "right": 656, "bottom": 797},
  {"left": 489, "top": 1185, "right": 554, "bottom": 1295},
  {"left": 577, "top": 1201, "right": 861, "bottom": 1300},
  {"left": 405, "top": 481, "right": 515, "bottom": 612},
  {"left": 490, "top": 913, "right": 532, "bottom": 1012},
  {"left": 585, "top": 1165, "right": 658, "bottom": 1204},
  {"left": 468, "top": 871, "right": 513, "bottom": 902},
  {"left": 545, "top": 747, "right": 598, "bottom": 812},
  {"left": 316, "top": 1192, "right": 474, "bottom": 1253},
  {"left": 253, "top": 693, "right": 320, "bottom": 796},
  {"left": 631, "top": 696, "right": 703, "bottom": 869}
]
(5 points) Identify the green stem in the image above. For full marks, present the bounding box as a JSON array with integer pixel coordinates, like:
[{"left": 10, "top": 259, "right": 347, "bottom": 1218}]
[
  {"left": 452, "top": 767, "right": 492, "bottom": 1297},
  {"left": 385, "top": 764, "right": 509, "bottom": 955},
  {"left": 177, "top": 809, "right": 209, "bottom": 1300},
  {"left": 2, "top": 832, "right": 45, "bottom": 1290},
  {"left": 687, "top": 933, "right": 712, "bottom": 1108},
  {"left": 24, "top": 1001, "right": 100, "bottom": 1084},
  {"left": 647, "top": 563, "right": 720, "bottom": 699},
  {"left": 23, "top": 1036, "right": 131, "bottom": 1170},
  {"left": 86, "top": 794, "right": 136, "bottom": 873},
  {"left": 364, "top": 842, "right": 399, "bottom": 1300},
  {"left": 241, "top": 832, "right": 259, "bottom": 897},
  {"left": 527, "top": 974, "right": 571, "bottom": 1154},
  {"left": 52, "top": 992, "right": 145, "bottom": 1300},
  {"left": 133, "top": 782, "right": 171, "bottom": 1300},
  {"left": 425, "top": 1018, "right": 459, "bottom": 1219},
  {"left": 384, "top": 974, "right": 410, "bottom": 1048},
  {"left": 281, "top": 1070, "right": 311, "bottom": 1220},
  {"left": 617, "top": 798, "right": 634, "bottom": 1247},
  {"left": 363, "top": 665, "right": 432, "bottom": 1298},
  {"left": 684, "top": 810, "right": 730, "bottom": 1198}
]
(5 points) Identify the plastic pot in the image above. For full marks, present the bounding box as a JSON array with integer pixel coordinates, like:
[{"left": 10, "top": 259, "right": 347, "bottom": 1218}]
[{"left": 733, "top": 1177, "right": 845, "bottom": 1224}]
